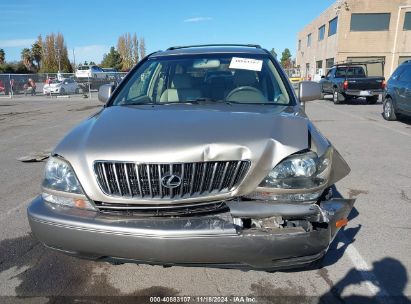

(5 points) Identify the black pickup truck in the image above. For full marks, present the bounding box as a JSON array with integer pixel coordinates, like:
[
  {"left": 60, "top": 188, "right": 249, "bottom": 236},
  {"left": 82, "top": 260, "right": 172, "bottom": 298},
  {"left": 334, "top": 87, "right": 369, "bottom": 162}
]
[{"left": 320, "top": 61, "right": 385, "bottom": 104}]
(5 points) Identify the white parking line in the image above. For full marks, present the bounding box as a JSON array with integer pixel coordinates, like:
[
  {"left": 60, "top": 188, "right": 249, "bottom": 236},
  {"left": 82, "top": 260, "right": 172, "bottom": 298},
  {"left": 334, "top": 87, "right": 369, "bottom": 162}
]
[
  {"left": 313, "top": 101, "right": 411, "bottom": 138},
  {"left": 340, "top": 232, "right": 390, "bottom": 303},
  {"left": 0, "top": 196, "right": 36, "bottom": 222}
]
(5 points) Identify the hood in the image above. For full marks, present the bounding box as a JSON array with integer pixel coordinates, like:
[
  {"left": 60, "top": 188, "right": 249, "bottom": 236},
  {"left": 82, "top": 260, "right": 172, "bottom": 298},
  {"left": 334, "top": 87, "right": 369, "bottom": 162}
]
[{"left": 54, "top": 104, "right": 313, "bottom": 202}]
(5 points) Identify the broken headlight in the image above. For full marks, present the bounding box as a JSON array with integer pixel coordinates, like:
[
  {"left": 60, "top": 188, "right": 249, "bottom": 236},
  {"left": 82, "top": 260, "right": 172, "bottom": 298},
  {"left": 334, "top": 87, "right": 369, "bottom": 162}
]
[
  {"left": 42, "top": 157, "right": 96, "bottom": 210},
  {"left": 246, "top": 148, "right": 333, "bottom": 202}
]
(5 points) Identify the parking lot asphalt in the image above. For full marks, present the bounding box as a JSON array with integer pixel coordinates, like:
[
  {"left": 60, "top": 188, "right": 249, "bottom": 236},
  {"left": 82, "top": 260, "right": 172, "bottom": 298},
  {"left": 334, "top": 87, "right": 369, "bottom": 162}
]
[{"left": 0, "top": 95, "right": 410, "bottom": 302}]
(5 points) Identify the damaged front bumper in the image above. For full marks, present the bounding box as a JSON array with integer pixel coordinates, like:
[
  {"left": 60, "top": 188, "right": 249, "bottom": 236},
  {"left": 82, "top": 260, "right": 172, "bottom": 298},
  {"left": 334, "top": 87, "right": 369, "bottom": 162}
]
[{"left": 27, "top": 196, "right": 354, "bottom": 271}]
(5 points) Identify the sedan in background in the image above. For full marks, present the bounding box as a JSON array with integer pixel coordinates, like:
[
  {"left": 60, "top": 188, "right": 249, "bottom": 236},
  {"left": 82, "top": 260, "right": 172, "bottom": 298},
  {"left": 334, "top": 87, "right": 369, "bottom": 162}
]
[
  {"left": 383, "top": 60, "right": 411, "bottom": 121},
  {"left": 75, "top": 65, "right": 106, "bottom": 79},
  {"left": 43, "top": 78, "right": 80, "bottom": 95}
]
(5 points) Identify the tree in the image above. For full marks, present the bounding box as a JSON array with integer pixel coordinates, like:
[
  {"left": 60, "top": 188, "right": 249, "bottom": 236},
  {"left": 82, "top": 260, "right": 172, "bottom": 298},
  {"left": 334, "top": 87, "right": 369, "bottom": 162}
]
[
  {"left": 21, "top": 48, "right": 33, "bottom": 70},
  {"left": 117, "top": 33, "right": 132, "bottom": 71},
  {"left": 117, "top": 32, "right": 145, "bottom": 71},
  {"left": 55, "top": 33, "right": 72, "bottom": 72},
  {"left": 40, "top": 32, "right": 72, "bottom": 73},
  {"left": 270, "top": 48, "right": 277, "bottom": 59},
  {"left": 89, "top": 61, "right": 96, "bottom": 65},
  {"left": 139, "top": 37, "right": 146, "bottom": 60},
  {"left": 83, "top": 61, "right": 88, "bottom": 65},
  {"left": 31, "top": 36, "right": 43, "bottom": 70},
  {"left": 132, "top": 33, "right": 139, "bottom": 65},
  {"left": 101, "top": 46, "right": 122, "bottom": 70},
  {"left": 0, "top": 49, "right": 5, "bottom": 65},
  {"left": 280, "top": 48, "right": 292, "bottom": 69}
]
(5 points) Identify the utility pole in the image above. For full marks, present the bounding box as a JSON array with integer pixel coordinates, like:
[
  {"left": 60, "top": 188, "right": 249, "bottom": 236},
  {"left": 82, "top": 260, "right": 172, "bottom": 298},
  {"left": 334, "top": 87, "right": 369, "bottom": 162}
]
[
  {"left": 57, "top": 48, "right": 61, "bottom": 72},
  {"left": 72, "top": 49, "right": 76, "bottom": 71}
]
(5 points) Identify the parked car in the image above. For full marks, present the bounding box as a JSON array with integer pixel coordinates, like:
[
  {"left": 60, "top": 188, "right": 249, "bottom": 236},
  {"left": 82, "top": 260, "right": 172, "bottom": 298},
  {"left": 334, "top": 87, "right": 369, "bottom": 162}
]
[
  {"left": 28, "top": 44, "right": 354, "bottom": 271},
  {"left": 287, "top": 68, "right": 304, "bottom": 89},
  {"left": 75, "top": 65, "right": 106, "bottom": 79},
  {"left": 320, "top": 61, "right": 385, "bottom": 104},
  {"left": 43, "top": 78, "right": 80, "bottom": 95},
  {"left": 383, "top": 60, "right": 411, "bottom": 121},
  {"left": 0, "top": 80, "right": 5, "bottom": 94}
]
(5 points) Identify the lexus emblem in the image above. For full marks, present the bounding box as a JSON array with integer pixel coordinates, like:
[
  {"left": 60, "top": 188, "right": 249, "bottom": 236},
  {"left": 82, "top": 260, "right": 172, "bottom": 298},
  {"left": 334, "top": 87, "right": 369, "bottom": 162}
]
[{"left": 161, "top": 174, "right": 182, "bottom": 189}]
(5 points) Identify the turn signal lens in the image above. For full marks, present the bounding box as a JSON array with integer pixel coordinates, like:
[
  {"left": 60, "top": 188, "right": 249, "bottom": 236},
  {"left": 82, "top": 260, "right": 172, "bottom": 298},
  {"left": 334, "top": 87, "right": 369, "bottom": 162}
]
[
  {"left": 381, "top": 80, "right": 386, "bottom": 89},
  {"left": 336, "top": 218, "right": 348, "bottom": 228}
]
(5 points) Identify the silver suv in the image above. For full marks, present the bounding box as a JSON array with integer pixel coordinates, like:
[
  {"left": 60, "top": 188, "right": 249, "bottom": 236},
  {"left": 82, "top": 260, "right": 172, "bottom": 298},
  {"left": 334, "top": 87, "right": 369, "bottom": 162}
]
[{"left": 28, "top": 44, "right": 354, "bottom": 271}]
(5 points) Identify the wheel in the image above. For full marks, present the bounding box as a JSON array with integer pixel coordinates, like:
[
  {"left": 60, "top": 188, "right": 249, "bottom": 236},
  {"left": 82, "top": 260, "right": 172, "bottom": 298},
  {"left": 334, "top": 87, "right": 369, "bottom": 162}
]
[
  {"left": 366, "top": 96, "right": 378, "bottom": 104},
  {"left": 383, "top": 97, "right": 397, "bottom": 121},
  {"left": 60, "top": 88, "right": 65, "bottom": 95},
  {"left": 332, "top": 88, "right": 344, "bottom": 104}
]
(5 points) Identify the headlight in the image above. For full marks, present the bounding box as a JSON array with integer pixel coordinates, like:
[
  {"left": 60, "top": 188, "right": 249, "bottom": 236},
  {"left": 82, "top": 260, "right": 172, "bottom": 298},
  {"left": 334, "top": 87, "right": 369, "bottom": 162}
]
[
  {"left": 261, "top": 150, "right": 332, "bottom": 189},
  {"left": 42, "top": 157, "right": 96, "bottom": 210},
  {"left": 246, "top": 149, "right": 333, "bottom": 202},
  {"left": 43, "top": 157, "right": 82, "bottom": 193}
]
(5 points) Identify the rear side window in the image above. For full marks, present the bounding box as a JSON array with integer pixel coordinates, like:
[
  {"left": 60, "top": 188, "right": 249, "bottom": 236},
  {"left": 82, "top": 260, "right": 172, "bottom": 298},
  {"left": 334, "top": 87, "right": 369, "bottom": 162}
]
[
  {"left": 391, "top": 66, "right": 406, "bottom": 81},
  {"left": 399, "top": 66, "right": 411, "bottom": 82}
]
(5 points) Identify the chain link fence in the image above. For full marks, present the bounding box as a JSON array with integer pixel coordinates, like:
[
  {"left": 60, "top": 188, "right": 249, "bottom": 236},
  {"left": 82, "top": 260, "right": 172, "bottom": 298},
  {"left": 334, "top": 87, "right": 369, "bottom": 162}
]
[{"left": 0, "top": 72, "right": 128, "bottom": 98}]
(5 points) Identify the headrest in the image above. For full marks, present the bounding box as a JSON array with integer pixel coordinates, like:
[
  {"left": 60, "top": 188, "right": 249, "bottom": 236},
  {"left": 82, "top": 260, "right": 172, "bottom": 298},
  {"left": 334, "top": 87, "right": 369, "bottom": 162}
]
[
  {"left": 233, "top": 70, "right": 257, "bottom": 86},
  {"left": 172, "top": 74, "right": 192, "bottom": 89}
]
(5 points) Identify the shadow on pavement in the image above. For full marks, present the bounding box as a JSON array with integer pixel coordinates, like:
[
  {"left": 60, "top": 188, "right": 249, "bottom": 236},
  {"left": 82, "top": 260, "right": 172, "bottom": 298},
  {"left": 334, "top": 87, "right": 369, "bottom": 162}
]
[
  {"left": 319, "top": 257, "right": 411, "bottom": 304},
  {"left": 0, "top": 233, "right": 179, "bottom": 301}
]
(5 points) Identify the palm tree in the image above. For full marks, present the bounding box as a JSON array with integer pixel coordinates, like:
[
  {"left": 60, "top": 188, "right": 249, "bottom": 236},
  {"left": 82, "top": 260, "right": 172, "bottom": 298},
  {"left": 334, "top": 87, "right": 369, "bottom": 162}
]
[
  {"left": 31, "top": 38, "right": 42, "bottom": 70},
  {"left": 21, "top": 48, "right": 33, "bottom": 70},
  {"left": 0, "top": 49, "right": 5, "bottom": 65}
]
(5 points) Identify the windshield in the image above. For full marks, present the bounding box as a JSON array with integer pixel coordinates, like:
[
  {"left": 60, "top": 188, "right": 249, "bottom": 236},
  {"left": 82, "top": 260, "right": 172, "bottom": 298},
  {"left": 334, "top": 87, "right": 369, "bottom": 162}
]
[
  {"left": 78, "top": 66, "right": 90, "bottom": 70},
  {"left": 111, "top": 54, "right": 291, "bottom": 106}
]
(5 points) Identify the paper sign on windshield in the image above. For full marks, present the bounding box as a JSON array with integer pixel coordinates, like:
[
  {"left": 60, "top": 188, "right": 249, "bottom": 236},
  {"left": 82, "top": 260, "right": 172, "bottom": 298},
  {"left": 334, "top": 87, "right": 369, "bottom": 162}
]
[{"left": 229, "top": 57, "right": 263, "bottom": 71}]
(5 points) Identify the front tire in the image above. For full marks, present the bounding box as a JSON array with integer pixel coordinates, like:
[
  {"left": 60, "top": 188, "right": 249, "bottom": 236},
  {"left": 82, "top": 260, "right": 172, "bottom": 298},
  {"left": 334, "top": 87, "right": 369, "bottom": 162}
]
[
  {"left": 60, "top": 88, "right": 65, "bottom": 95},
  {"left": 383, "top": 98, "right": 397, "bottom": 121}
]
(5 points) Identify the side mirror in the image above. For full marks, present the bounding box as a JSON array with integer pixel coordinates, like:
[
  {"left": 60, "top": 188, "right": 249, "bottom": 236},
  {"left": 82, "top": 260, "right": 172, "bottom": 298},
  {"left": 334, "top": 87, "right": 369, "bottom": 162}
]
[
  {"left": 321, "top": 75, "right": 326, "bottom": 79},
  {"left": 98, "top": 84, "right": 115, "bottom": 103},
  {"left": 299, "top": 81, "right": 322, "bottom": 103}
]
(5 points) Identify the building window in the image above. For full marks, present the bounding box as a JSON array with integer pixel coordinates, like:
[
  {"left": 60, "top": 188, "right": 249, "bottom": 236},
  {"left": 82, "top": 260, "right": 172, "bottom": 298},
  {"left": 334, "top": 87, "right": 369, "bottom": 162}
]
[
  {"left": 326, "top": 58, "right": 334, "bottom": 72},
  {"left": 316, "top": 60, "right": 323, "bottom": 75},
  {"left": 298, "top": 40, "right": 301, "bottom": 51},
  {"left": 404, "top": 12, "right": 411, "bottom": 30},
  {"left": 318, "top": 25, "right": 325, "bottom": 41},
  {"left": 347, "top": 56, "right": 385, "bottom": 76},
  {"left": 307, "top": 34, "right": 312, "bottom": 47},
  {"left": 328, "top": 17, "right": 338, "bottom": 36},
  {"left": 350, "top": 13, "right": 391, "bottom": 31},
  {"left": 306, "top": 63, "right": 311, "bottom": 77},
  {"left": 399, "top": 56, "right": 411, "bottom": 65}
]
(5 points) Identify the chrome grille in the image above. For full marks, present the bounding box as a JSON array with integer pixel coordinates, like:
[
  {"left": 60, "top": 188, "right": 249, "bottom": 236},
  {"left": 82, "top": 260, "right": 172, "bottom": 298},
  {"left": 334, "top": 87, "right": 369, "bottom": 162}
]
[{"left": 94, "top": 161, "right": 250, "bottom": 200}]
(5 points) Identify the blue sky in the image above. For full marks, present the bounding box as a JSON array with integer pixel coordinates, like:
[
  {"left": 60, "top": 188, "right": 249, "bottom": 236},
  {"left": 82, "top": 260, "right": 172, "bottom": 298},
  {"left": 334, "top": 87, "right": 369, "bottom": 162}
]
[{"left": 0, "top": 0, "right": 335, "bottom": 64}]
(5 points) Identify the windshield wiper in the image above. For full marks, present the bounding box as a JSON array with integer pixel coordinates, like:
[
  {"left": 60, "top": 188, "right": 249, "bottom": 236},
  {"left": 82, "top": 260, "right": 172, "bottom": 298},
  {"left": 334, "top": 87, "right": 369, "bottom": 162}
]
[
  {"left": 122, "top": 102, "right": 157, "bottom": 106},
  {"left": 184, "top": 98, "right": 232, "bottom": 105}
]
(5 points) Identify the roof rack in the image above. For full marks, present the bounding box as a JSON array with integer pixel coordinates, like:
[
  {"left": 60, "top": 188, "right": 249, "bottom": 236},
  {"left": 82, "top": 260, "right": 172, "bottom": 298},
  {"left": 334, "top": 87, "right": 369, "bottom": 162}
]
[
  {"left": 333, "top": 59, "right": 385, "bottom": 66},
  {"left": 167, "top": 44, "right": 262, "bottom": 51}
]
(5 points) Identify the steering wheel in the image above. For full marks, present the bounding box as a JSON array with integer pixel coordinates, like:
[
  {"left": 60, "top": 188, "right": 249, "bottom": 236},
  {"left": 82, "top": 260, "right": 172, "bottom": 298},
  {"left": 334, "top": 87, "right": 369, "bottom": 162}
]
[{"left": 225, "top": 86, "right": 266, "bottom": 102}]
